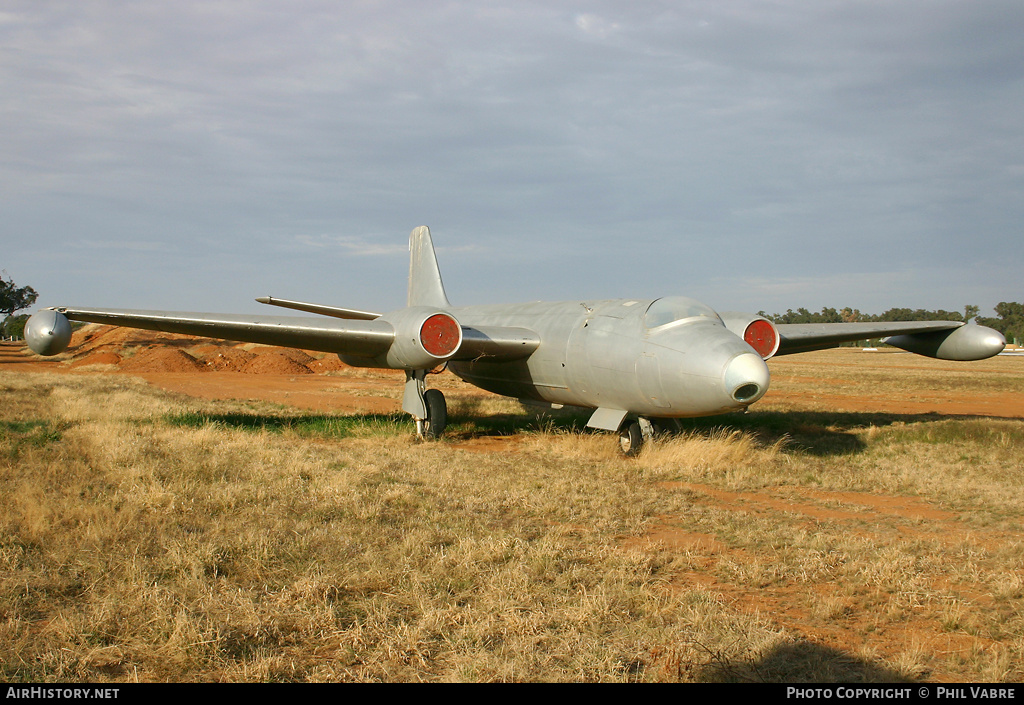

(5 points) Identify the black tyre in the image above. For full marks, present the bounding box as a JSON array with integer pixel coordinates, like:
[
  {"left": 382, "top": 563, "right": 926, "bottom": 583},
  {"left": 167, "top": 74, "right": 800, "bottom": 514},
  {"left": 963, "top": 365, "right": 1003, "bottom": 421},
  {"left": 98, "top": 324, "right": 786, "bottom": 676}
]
[
  {"left": 422, "top": 388, "right": 447, "bottom": 439},
  {"left": 618, "top": 421, "right": 643, "bottom": 456}
]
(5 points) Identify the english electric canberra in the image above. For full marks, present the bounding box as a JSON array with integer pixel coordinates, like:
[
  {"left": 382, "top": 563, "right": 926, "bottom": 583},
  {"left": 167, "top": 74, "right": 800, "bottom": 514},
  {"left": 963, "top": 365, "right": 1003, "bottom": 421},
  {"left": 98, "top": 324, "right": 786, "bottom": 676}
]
[{"left": 25, "top": 227, "right": 1006, "bottom": 454}]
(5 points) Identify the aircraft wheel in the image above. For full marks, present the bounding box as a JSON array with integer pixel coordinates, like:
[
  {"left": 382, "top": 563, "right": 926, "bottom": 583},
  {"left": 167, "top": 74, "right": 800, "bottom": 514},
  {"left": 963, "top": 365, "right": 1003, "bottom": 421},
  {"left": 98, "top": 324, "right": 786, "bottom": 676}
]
[
  {"left": 618, "top": 421, "right": 643, "bottom": 457},
  {"left": 422, "top": 388, "right": 448, "bottom": 439}
]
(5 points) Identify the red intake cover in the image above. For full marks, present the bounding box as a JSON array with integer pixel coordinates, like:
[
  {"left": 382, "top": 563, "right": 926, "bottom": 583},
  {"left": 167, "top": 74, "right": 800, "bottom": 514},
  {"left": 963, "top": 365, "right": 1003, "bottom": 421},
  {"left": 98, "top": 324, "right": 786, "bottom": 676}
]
[
  {"left": 420, "top": 313, "right": 461, "bottom": 357},
  {"left": 744, "top": 319, "right": 779, "bottom": 359}
]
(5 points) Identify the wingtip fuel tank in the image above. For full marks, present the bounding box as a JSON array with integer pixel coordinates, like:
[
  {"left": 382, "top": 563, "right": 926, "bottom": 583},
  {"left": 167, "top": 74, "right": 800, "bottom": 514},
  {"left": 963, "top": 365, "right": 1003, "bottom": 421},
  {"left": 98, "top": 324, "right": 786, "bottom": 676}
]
[
  {"left": 24, "top": 309, "right": 72, "bottom": 356},
  {"left": 885, "top": 323, "right": 1005, "bottom": 361}
]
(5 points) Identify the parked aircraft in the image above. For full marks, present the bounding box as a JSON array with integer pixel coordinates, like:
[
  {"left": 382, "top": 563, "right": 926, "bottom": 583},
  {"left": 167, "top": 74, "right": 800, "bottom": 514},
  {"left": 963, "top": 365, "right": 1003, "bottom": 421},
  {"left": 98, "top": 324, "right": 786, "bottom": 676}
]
[{"left": 24, "top": 227, "right": 1006, "bottom": 454}]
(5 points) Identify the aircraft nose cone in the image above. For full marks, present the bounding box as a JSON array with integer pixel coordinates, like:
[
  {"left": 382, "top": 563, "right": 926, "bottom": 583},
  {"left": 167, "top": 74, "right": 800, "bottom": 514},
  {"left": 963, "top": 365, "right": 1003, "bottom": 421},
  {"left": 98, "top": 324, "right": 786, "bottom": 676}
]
[{"left": 723, "top": 351, "right": 770, "bottom": 404}]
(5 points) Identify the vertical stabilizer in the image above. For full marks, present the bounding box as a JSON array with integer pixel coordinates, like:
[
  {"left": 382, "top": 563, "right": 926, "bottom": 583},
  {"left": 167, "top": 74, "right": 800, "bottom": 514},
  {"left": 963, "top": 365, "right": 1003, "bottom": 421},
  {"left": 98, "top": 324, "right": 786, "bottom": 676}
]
[{"left": 407, "top": 226, "right": 451, "bottom": 308}]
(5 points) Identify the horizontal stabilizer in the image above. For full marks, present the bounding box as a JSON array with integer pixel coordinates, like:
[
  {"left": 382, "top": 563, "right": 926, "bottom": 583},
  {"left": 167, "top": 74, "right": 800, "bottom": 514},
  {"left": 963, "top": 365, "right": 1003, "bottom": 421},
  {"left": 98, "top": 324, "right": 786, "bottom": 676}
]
[{"left": 256, "top": 296, "right": 381, "bottom": 320}]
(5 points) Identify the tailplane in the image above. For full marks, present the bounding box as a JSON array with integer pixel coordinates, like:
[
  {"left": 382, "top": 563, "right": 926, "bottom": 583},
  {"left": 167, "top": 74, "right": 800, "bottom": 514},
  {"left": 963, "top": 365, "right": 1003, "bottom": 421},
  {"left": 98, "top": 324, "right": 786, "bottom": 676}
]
[{"left": 407, "top": 226, "right": 451, "bottom": 308}]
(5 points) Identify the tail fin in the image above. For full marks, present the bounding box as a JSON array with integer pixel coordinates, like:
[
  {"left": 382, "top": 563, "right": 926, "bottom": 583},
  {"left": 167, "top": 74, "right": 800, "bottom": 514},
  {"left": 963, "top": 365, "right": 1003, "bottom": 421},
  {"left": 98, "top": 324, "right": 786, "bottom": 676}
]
[{"left": 407, "top": 226, "right": 452, "bottom": 308}]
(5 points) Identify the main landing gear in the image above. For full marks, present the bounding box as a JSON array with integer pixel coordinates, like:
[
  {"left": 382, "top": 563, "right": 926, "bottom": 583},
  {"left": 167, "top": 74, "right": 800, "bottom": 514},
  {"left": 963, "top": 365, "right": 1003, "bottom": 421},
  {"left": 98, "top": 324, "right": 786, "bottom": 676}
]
[
  {"left": 617, "top": 417, "right": 680, "bottom": 456},
  {"left": 421, "top": 388, "right": 447, "bottom": 439},
  {"left": 405, "top": 369, "right": 448, "bottom": 440}
]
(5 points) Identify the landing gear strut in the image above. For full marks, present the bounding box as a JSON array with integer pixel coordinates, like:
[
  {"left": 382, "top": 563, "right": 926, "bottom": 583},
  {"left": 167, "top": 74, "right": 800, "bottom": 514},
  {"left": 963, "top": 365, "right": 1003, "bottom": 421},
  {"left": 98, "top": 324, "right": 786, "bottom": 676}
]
[{"left": 405, "top": 369, "right": 448, "bottom": 440}]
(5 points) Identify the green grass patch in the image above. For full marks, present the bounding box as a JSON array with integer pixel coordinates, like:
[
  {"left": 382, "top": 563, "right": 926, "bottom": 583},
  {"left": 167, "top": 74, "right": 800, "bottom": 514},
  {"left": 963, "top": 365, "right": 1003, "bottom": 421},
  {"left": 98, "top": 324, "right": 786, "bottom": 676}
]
[
  {"left": 166, "top": 405, "right": 594, "bottom": 443},
  {"left": 165, "top": 411, "right": 408, "bottom": 439},
  {"left": 0, "top": 419, "right": 65, "bottom": 459}
]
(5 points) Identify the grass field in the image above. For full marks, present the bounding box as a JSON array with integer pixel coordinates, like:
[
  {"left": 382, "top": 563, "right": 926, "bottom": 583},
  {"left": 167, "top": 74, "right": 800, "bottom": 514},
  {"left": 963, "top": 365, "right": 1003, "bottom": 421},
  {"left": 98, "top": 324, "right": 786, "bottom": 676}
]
[{"left": 1, "top": 351, "right": 1022, "bottom": 682}]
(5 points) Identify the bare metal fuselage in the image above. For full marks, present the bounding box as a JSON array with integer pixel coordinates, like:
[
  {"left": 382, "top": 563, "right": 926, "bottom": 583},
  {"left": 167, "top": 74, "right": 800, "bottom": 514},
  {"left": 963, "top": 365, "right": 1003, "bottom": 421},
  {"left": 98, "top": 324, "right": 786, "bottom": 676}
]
[{"left": 442, "top": 297, "right": 769, "bottom": 420}]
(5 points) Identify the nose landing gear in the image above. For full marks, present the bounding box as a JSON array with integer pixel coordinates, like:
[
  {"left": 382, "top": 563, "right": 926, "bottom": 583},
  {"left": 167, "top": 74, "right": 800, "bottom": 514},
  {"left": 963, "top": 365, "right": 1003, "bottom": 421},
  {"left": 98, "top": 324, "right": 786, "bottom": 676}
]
[{"left": 617, "top": 417, "right": 655, "bottom": 456}]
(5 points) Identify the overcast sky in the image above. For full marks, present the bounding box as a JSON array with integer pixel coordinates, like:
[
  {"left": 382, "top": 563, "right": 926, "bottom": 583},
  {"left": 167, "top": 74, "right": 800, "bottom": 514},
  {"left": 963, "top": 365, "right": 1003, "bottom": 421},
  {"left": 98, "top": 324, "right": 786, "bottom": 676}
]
[{"left": 3, "top": 1, "right": 1022, "bottom": 318}]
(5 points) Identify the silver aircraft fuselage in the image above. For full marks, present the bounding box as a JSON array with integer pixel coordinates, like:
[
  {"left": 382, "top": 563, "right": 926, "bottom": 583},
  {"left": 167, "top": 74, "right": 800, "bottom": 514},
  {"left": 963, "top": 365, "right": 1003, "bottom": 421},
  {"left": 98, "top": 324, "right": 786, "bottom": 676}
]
[{"left": 446, "top": 297, "right": 770, "bottom": 419}]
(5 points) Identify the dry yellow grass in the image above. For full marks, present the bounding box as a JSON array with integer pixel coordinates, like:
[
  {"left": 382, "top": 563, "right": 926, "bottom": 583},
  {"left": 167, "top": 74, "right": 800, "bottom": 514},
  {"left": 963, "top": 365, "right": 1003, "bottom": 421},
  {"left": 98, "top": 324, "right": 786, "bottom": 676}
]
[{"left": 1, "top": 355, "right": 1023, "bottom": 682}]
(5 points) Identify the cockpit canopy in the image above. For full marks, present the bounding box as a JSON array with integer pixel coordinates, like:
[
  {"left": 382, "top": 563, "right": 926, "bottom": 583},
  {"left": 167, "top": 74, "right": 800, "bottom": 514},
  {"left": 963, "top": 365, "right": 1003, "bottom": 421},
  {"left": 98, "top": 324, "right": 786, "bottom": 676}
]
[{"left": 643, "top": 297, "right": 721, "bottom": 329}]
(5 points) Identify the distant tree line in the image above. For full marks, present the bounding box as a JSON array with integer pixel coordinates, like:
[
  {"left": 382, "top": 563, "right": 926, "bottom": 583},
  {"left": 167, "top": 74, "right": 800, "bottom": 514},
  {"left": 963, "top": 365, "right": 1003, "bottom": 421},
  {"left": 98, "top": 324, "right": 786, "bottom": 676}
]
[
  {"left": 1, "top": 269, "right": 1021, "bottom": 348},
  {"left": 978, "top": 302, "right": 1024, "bottom": 346},
  {"left": 758, "top": 303, "right": 1023, "bottom": 346}
]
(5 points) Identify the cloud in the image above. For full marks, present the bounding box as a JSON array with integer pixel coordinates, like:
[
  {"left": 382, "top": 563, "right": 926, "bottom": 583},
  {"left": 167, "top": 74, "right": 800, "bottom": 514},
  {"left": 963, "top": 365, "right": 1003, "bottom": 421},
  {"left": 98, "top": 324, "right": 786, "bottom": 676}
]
[
  {"left": 71, "top": 240, "right": 175, "bottom": 253},
  {"left": 2, "top": 1, "right": 1021, "bottom": 314},
  {"left": 575, "top": 13, "right": 620, "bottom": 39},
  {"left": 292, "top": 235, "right": 407, "bottom": 257}
]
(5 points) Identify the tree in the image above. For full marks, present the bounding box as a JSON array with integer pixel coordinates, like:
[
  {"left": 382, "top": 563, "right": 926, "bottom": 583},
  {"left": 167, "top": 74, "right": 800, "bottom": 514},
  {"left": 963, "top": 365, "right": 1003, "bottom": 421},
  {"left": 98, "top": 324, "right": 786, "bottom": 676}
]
[
  {"left": 840, "top": 307, "right": 861, "bottom": 323},
  {"left": 0, "top": 272, "right": 38, "bottom": 319},
  {"left": 979, "top": 302, "right": 1024, "bottom": 345},
  {"left": 1, "top": 314, "right": 29, "bottom": 340},
  {"left": 0, "top": 273, "right": 38, "bottom": 340}
]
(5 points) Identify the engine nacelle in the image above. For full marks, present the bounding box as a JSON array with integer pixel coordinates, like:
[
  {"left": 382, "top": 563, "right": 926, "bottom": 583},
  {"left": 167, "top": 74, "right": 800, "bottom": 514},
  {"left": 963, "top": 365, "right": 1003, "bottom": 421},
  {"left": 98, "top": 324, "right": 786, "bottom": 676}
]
[
  {"left": 24, "top": 309, "right": 73, "bottom": 356},
  {"left": 376, "top": 306, "right": 463, "bottom": 370},
  {"left": 718, "top": 312, "right": 780, "bottom": 359},
  {"left": 886, "top": 324, "right": 1005, "bottom": 361}
]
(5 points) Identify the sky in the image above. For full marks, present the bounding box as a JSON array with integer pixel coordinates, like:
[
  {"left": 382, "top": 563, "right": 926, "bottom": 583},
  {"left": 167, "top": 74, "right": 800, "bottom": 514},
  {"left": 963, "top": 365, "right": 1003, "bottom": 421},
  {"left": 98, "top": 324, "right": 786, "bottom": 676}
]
[{"left": 3, "top": 0, "right": 1022, "bottom": 319}]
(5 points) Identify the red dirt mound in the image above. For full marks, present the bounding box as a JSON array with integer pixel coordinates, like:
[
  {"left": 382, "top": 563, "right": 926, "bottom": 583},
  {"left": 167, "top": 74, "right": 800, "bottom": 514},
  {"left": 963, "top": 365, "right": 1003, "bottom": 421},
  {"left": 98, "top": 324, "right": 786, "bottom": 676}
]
[
  {"left": 204, "top": 348, "right": 258, "bottom": 372},
  {"left": 246, "top": 346, "right": 316, "bottom": 365},
  {"left": 70, "top": 351, "right": 122, "bottom": 368},
  {"left": 240, "top": 352, "right": 314, "bottom": 375},
  {"left": 308, "top": 355, "right": 346, "bottom": 373},
  {"left": 31, "top": 324, "right": 354, "bottom": 376},
  {"left": 71, "top": 324, "right": 180, "bottom": 356},
  {"left": 121, "top": 348, "right": 208, "bottom": 373}
]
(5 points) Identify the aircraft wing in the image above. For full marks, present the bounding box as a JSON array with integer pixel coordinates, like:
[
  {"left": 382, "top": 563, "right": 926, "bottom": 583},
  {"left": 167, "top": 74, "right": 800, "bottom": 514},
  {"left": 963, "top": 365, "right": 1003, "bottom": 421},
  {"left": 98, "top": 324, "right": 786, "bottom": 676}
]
[
  {"left": 53, "top": 306, "right": 395, "bottom": 358},
  {"left": 775, "top": 321, "right": 961, "bottom": 355},
  {"left": 42, "top": 306, "right": 541, "bottom": 364},
  {"left": 774, "top": 320, "right": 1005, "bottom": 361}
]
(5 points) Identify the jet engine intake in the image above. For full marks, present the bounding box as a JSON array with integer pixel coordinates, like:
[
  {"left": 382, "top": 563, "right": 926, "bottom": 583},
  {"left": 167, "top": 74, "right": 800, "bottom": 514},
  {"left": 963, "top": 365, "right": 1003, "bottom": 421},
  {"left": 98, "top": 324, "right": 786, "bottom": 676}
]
[
  {"left": 378, "top": 306, "right": 463, "bottom": 370},
  {"left": 24, "top": 309, "right": 73, "bottom": 356},
  {"left": 719, "top": 312, "right": 780, "bottom": 359}
]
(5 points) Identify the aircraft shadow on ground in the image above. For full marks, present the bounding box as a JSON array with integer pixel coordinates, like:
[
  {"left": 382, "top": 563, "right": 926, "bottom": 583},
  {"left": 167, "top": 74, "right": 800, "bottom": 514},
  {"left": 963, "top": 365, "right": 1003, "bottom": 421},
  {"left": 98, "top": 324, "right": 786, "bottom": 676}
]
[
  {"left": 673, "top": 409, "right": 908, "bottom": 457},
  {"left": 453, "top": 406, "right": 1009, "bottom": 458},
  {"left": 694, "top": 638, "right": 914, "bottom": 683},
  {"left": 166, "top": 405, "right": 1002, "bottom": 459}
]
